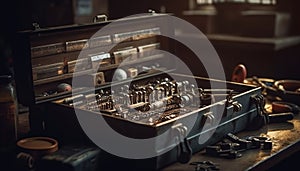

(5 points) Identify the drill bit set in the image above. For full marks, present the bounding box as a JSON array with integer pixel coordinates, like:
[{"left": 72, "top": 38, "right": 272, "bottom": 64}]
[{"left": 63, "top": 77, "right": 221, "bottom": 125}]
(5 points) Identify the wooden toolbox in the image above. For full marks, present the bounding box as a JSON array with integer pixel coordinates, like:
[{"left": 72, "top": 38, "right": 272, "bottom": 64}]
[{"left": 13, "top": 13, "right": 262, "bottom": 170}]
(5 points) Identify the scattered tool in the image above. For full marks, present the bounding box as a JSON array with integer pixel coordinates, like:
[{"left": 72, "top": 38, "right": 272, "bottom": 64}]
[
  {"left": 245, "top": 136, "right": 272, "bottom": 150},
  {"left": 190, "top": 161, "right": 220, "bottom": 171},
  {"left": 250, "top": 95, "right": 296, "bottom": 130},
  {"left": 205, "top": 133, "right": 272, "bottom": 159},
  {"left": 274, "top": 80, "right": 300, "bottom": 106},
  {"left": 271, "top": 101, "right": 300, "bottom": 114},
  {"left": 205, "top": 144, "right": 242, "bottom": 159}
]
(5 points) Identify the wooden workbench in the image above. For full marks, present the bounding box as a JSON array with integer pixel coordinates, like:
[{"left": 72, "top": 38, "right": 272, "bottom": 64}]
[
  {"left": 16, "top": 104, "right": 300, "bottom": 171},
  {"left": 163, "top": 113, "right": 300, "bottom": 171}
]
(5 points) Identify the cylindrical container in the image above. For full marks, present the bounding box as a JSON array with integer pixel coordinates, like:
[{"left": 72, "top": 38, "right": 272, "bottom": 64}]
[
  {"left": 16, "top": 137, "right": 58, "bottom": 169},
  {"left": 0, "top": 75, "right": 18, "bottom": 147}
]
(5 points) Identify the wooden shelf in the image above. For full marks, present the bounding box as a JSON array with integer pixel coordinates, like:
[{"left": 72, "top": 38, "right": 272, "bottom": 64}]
[
  {"left": 33, "top": 53, "right": 166, "bottom": 86},
  {"left": 98, "top": 53, "right": 165, "bottom": 71},
  {"left": 33, "top": 69, "right": 94, "bottom": 86},
  {"left": 35, "top": 67, "right": 175, "bottom": 104}
]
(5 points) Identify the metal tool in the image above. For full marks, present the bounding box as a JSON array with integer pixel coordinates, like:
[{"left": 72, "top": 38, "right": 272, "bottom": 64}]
[
  {"left": 226, "top": 133, "right": 252, "bottom": 151},
  {"left": 205, "top": 145, "right": 242, "bottom": 159},
  {"left": 228, "top": 133, "right": 272, "bottom": 150},
  {"left": 271, "top": 101, "right": 300, "bottom": 114},
  {"left": 205, "top": 133, "right": 273, "bottom": 160},
  {"left": 190, "top": 161, "right": 220, "bottom": 171},
  {"left": 245, "top": 136, "right": 272, "bottom": 150}
]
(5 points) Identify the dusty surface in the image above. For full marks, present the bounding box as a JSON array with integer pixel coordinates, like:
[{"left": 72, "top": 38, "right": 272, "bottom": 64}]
[
  {"left": 163, "top": 114, "right": 300, "bottom": 171},
  {"left": 18, "top": 104, "right": 300, "bottom": 171}
]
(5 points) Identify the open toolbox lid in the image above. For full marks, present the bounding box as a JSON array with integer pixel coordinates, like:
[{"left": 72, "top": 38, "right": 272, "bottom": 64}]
[{"left": 13, "top": 13, "right": 177, "bottom": 105}]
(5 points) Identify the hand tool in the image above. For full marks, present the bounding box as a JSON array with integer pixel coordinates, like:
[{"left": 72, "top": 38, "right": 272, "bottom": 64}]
[{"left": 190, "top": 161, "right": 220, "bottom": 171}]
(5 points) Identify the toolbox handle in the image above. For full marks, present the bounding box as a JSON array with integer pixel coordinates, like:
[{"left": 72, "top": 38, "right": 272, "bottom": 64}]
[{"left": 93, "top": 14, "right": 108, "bottom": 23}]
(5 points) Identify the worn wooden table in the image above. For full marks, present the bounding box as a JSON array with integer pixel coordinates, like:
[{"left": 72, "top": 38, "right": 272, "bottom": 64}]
[
  {"left": 163, "top": 113, "right": 300, "bottom": 171},
  {"left": 17, "top": 104, "right": 300, "bottom": 171}
]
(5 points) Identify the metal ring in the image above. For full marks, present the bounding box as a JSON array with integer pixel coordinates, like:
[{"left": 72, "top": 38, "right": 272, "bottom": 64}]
[{"left": 274, "top": 80, "right": 300, "bottom": 95}]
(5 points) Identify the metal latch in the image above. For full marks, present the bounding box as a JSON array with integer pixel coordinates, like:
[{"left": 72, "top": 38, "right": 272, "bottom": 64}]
[
  {"left": 93, "top": 14, "right": 108, "bottom": 23},
  {"left": 32, "top": 22, "right": 40, "bottom": 30},
  {"left": 231, "top": 101, "right": 242, "bottom": 112},
  {"left": 248, "top": 94, "right": 268, "bottom": 130},
  {"left": 172, "top": 124, "right": 192, "bottom": 164},
  {"left": 223, "top": 92, "right": 242, "bottom": 117},
  {"left": 201, "top": 111, "right": 215, "bottom": 129}
]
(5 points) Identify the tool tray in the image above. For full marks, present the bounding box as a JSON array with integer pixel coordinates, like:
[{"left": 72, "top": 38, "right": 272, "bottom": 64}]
[{"left": 13, "top": 13, "right": 262, "bottom": 170}]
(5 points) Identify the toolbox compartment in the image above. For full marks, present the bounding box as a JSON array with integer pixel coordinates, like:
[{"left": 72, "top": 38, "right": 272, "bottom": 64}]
[
  {"left": 43, "top": 73, "right": 261, "bottom": 170},
  {"left": 13, "top": 13, "right": 262, "bottom": 170}
]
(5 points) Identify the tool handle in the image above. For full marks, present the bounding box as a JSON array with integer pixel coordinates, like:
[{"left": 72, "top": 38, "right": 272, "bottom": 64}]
[
  {"left": 272, "top": 101, "right": 300, "bottom": 114},
  {"left": 268, "top": 112, "right": 294, "bottom": 123}
]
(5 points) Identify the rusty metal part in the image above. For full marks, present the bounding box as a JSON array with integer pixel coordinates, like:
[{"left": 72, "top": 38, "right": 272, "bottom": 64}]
[{"left": 272, "top": 101, "right": 300, "bottom": 114}]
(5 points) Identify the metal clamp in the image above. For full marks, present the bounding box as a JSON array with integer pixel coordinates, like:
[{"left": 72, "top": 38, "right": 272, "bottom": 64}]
[
  {"left": 174, "top": 125, "right": 192, "bottom": 164},
  {"left": 222, "top": 91, "right": 242, "bottom": 117},
  {"left": 201, "top": 112, "right": 215, "bottom": 129},
  {"left": 232, "top": 101, "right": 242, "bottom": 112},
  {"left": 248, "top": 95, "right": 269, "bottom": 130}
]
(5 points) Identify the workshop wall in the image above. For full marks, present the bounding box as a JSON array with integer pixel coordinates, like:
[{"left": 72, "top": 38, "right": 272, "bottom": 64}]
[{"left": 2, "top": 0, "right": 300, "bottom": 81}]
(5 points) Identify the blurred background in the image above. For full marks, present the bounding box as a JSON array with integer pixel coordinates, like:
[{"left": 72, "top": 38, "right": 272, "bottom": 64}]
[
  {"left": 0, "top": 2, "right": 299, "bottom": 170},
  {"left": 1, "top": 0, "right": 300, "bottom": 79}
]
